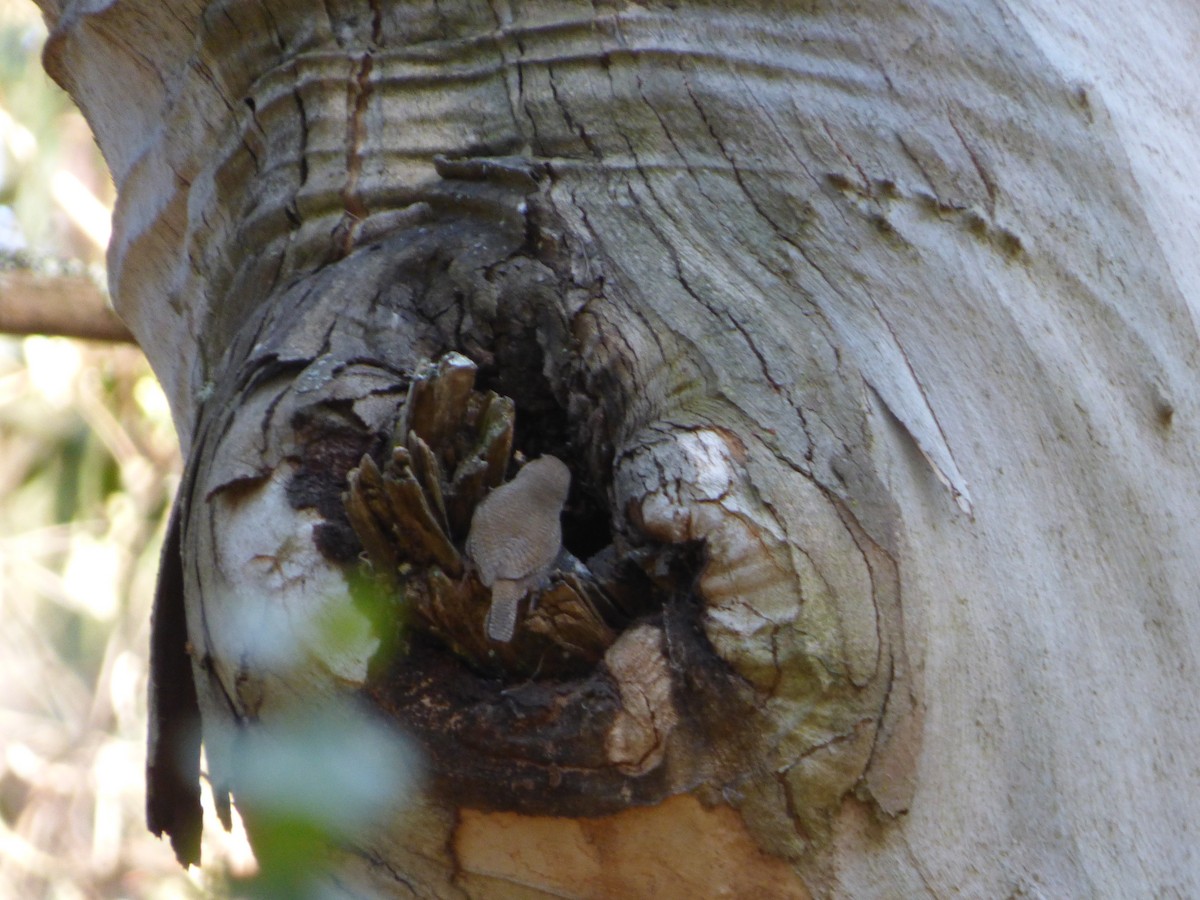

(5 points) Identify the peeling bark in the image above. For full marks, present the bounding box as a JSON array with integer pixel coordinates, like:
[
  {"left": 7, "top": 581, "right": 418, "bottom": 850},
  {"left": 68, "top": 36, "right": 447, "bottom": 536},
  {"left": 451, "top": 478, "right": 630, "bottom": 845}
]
[{"left": 35, "top": 0, "right": 1200, "bottom": 896}]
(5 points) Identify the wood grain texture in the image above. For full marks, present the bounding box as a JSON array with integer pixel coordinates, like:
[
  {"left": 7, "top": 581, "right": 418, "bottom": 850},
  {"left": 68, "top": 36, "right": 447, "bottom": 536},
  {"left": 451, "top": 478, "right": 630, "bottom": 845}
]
[{"left": 35, "top": 0, "right": 1200, "bottom": 895}]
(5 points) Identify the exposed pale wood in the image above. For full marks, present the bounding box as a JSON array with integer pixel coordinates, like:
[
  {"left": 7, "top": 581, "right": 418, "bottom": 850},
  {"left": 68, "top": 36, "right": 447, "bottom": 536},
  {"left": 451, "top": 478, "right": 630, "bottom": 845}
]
[{"left": 454, "top": 795, "right": 812, "bottom": 899}]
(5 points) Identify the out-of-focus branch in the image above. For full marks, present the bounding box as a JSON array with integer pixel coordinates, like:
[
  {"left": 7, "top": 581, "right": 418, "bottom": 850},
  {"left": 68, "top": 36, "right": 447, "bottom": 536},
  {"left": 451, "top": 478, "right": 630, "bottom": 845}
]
[{"left": 0, "top": 260, "right": 133, "bottom": 344}]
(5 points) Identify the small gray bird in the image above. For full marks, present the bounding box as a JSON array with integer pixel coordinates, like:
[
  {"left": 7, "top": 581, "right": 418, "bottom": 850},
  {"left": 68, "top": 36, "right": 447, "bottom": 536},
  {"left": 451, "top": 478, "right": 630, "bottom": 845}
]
[{"left": 466, "top": 455, "right": 571, "bottom": 642}]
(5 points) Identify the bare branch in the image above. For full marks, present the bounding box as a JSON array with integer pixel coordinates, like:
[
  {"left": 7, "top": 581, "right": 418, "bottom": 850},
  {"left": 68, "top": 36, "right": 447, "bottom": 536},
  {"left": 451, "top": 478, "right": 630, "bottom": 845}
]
[{"left": 0, "top": 263, "right": 133, "bottom": 344}]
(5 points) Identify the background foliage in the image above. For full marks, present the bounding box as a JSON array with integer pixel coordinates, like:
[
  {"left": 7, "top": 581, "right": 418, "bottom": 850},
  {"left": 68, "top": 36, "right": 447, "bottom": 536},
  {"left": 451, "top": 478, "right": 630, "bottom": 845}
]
[{"left": 0, "top": 1, "right": 253, "bottom": 894}]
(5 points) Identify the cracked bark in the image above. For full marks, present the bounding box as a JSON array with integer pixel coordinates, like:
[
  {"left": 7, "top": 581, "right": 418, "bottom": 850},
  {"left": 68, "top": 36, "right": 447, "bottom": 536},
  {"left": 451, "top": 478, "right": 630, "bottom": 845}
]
[{"left": 34, "top": 0, "right": 1200, "bottom": 897}]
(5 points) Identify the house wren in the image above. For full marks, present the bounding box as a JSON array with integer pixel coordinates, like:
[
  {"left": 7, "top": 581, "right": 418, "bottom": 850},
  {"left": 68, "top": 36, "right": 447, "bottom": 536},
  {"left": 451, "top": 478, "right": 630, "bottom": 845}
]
[{"left": 466, "top": 455, "right": 571, "bottom": 642}]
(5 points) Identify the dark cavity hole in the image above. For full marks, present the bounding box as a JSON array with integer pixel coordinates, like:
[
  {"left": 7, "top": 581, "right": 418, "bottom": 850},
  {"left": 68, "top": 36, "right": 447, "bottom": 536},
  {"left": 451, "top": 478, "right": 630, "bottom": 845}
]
[{"left": 474, "top": 334, "right": 613, "bottom": 563}]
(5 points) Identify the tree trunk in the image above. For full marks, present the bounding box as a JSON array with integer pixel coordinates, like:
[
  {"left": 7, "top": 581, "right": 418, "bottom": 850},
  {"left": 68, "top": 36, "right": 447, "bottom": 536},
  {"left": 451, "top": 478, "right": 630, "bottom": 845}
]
[{"left": 36, "top": 0, "right": 1200, "bottom": 896}]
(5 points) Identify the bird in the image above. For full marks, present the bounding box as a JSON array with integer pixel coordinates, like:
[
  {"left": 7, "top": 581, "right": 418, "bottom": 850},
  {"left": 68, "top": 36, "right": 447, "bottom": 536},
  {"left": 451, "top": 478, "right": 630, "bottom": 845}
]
[{"left": 466, "top": 455, "right": 571, "bottom": 642}]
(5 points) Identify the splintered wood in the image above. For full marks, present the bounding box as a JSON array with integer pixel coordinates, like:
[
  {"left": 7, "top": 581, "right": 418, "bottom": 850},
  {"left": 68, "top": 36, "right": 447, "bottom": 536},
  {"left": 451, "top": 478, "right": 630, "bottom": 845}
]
[{"left": 344, "top": 353, "right": 616, "bottom": 677}]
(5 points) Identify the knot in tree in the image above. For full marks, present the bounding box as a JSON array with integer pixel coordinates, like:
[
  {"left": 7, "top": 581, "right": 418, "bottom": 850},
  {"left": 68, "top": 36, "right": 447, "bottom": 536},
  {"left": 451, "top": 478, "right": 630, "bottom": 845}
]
[{"left": 38, "top": 0, "right": 1200, "bottom": 896}]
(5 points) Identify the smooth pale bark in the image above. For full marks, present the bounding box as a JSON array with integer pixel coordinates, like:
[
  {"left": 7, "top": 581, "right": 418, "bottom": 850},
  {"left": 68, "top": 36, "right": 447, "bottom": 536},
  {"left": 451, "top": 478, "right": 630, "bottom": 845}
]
[{"left": 36, "top": 0, "right": 1200, "bottom": 896}]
